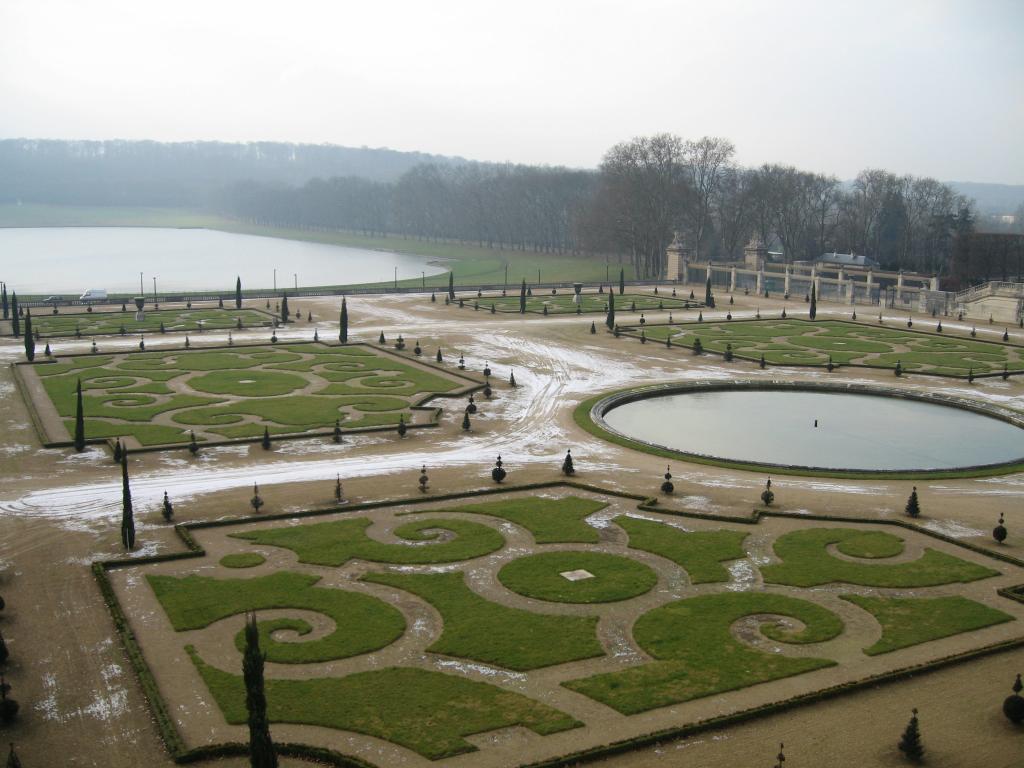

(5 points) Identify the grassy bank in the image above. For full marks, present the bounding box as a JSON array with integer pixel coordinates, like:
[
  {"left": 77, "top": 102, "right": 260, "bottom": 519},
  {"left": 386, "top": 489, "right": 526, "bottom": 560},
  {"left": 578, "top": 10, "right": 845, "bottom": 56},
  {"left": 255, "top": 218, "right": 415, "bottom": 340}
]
[{"left": 0, "top": 204, "right": 632, "bottom": 287}]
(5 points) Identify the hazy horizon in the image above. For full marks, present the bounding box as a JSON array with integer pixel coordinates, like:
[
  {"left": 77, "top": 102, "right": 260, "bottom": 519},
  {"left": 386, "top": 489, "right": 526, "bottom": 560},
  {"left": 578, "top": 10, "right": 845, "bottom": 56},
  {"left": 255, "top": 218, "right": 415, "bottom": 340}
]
[{"left": 2, "top": 0, "right": 1022, "bottom": 184}]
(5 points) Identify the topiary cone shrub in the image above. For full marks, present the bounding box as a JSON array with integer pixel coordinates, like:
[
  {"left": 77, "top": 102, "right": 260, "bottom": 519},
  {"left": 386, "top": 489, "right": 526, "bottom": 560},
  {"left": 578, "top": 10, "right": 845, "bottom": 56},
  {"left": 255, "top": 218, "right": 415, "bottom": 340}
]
[
  {"left": 905, "top": 486, "right": 921, "bottom": 517},
  {"left": 760, "top": 478, "right": 774, "bottom": 506},
  {"left": 693, "top": 338, "right": 703, "bottom": 355},
  {"left": 466, "top": 394, "right": 477, "bottom": 414},
  {"left": 461, "top": 411, "right": 471, "bottom": 431},
  {"left": 250, "top": 483, "right": 264, "bottom": 512},
  {"left": 261, "top": 427, "right": 271, "bottom": 450},
  {"left": 1003, "top": 673, "right": 1024, "bottom": 724},
  {"left": 333, "top": 419, "right": 342, "bottom": 444},
  {"left": 397, "top": 414, "right": 408, "bottom": 437},
  {"left": 418, "top": 466, "right": 429, "bottom": 492},
  {"left": 561, "top": 449, "right": 575, "bottom": 476},
  {"left": 898, "top": 708, "right": 924, "bottom": 762}
]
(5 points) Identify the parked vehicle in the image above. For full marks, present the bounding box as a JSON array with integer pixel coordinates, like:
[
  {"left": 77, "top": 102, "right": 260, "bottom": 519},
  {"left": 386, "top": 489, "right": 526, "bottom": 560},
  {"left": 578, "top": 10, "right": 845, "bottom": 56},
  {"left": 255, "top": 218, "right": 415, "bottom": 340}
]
[{"left": 79, "top": 288, "right": 108, "bottom": 302}]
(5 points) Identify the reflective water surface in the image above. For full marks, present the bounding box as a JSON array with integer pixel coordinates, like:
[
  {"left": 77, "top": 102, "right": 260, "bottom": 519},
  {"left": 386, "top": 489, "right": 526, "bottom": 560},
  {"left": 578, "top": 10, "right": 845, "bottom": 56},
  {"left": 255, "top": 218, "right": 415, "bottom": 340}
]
[
  {"left": 0, "top": 227, "right": 446, "bottom": 293},
  {"left": 603, "top": 389, "right": 1024, "bottom": 471}
]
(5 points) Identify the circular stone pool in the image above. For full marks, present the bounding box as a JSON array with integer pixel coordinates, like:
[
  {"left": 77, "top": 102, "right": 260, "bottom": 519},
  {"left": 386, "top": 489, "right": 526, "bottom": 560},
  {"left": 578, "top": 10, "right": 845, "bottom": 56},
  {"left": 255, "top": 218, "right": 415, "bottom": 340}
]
[{"left": 595, "top": 383, "right": 1024, "bottom": 474}]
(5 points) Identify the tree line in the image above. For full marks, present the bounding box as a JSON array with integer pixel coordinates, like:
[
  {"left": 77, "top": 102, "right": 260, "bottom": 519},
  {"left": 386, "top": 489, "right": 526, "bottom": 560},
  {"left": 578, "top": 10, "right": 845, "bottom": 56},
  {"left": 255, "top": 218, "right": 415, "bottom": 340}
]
[{"left": 217, "top": 133, "right": 973, "bottom": 279}]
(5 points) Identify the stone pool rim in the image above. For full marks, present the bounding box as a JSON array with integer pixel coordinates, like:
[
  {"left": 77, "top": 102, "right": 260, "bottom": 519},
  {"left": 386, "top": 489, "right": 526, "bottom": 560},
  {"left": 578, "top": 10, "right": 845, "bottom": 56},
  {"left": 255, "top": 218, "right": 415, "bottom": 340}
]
[{"left": 581, "top": 380, "right": 1024, "bottom": 479}]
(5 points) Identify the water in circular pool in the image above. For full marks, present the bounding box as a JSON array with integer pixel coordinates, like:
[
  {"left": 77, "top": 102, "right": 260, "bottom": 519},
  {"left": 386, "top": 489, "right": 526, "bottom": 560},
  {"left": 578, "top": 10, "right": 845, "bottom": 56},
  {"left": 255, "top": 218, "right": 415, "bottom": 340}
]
[{"left": 602, "top": 390, "right": 1024, "bottom": 471}]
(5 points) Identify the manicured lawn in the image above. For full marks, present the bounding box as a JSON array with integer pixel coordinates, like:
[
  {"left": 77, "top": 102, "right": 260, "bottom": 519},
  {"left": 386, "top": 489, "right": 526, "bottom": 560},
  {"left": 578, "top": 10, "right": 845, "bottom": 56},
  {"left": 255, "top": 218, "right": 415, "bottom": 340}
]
[
  {"left": 426, "top": 496, "right": 608, "bottom": 543},
  {"left": 231, "top": 517, "right": 505, "bottom": 566},
  {"left": 30, "top": 342, "right": 464, "bottom": 447},
  {"left": 363, "top": 571, "right": 603, "bottom": 670},
  {"left": 841, "top": 595, "right": 1013, "bottom": 655},
  {"left": 614, "top": 516, "right": 749, "bottom": 583},
  {"left": 219, "top": 552, "right": 265, "bottom": 568},
  {"left": 563, "top": 592, "right": 843, "bottom": 714},
  {"left": 146, "top": 572, "right": 404, "bottom": 664},
  {"left": 638, "top": 319, "right": 1024, "bottom": 376},
  {"left": 27, "top": 307, "right": 273, "bottom": 337},
  {"left": 188, "top": 653, "right": 581, "bottom": 759},
  {"left": 461, "top": 290, "right": 697, "bottom": 316},
  {"left": 497, "top": 551, "right": 657, "bottom": 603},
  {"left": 761, "top": 528, "right": 1000, "bottom": 588}
]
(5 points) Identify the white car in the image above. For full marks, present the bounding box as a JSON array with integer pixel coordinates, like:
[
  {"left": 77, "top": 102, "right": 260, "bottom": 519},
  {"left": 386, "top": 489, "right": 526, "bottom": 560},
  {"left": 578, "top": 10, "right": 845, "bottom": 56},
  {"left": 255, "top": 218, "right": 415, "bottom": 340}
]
[{"left": 79, "top": 289, "right": 108, "bottom": 302}]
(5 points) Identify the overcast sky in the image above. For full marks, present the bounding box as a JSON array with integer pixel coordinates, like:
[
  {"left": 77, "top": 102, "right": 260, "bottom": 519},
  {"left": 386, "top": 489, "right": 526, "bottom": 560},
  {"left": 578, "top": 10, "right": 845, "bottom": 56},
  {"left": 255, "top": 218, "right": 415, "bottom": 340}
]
[{"left": 1, "top": 0, "right": 1021, "bottom": 183}]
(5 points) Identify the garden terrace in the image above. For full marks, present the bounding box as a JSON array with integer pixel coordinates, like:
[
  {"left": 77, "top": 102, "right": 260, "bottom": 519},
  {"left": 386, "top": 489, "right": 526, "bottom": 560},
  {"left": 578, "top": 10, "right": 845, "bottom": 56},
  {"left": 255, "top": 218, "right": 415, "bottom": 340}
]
[
  {"left": 450, "top": 289, "right": 699, "bottom": 315},
  {"left": 17, "top": 342, "right": 474, "bottom": 450},
  {"left": 633, "top": 318, "right": 1024, "bottom": 376},
  {"left": 102, "top": 486, "right": 1024, "bottom": 768},
  {"left": 26, "top": 307, "right": 275, "bottom": 337}
]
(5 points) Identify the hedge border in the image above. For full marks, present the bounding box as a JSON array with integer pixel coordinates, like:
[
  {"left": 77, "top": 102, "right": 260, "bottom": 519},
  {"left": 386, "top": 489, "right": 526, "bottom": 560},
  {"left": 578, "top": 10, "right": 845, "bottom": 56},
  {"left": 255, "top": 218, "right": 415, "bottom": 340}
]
[
  {"left": 574, "top": 380, "right": 1024, "bottom": 480},
  {"left": 617, "top": 316, "right": 1024, "bottom": 381},
  {"left": 28, "top": 306, "right": 278, "bottom": 339},
  {"left": 17, "top": 339, "right": 487, "bottom": 456},
  {"left": 93, "top": 480, "right": 1024, "bottom": 768}
]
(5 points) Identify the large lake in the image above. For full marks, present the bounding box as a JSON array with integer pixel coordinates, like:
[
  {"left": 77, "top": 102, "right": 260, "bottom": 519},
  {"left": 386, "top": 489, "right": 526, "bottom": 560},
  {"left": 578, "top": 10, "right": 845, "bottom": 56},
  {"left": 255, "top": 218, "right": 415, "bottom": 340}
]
[
  {"left": 603, "top": 389, "right": 1024, "bottom": 471},
  {"left": 0, "top": 227, "right": 447, "bottom": 293}
]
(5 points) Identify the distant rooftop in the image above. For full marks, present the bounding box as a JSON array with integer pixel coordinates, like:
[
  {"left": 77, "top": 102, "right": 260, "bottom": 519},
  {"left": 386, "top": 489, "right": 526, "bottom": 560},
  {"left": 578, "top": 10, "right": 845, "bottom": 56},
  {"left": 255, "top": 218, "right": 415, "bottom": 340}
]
[{"left": 816, "top": 252, "right": 879, "bottom": 269}]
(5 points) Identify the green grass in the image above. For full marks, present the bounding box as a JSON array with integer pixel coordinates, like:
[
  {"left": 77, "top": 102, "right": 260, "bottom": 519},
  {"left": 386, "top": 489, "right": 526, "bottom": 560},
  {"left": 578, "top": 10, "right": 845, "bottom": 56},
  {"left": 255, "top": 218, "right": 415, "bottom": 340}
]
[
  {"left": 231, "top": 517, "right": 505, "bottom": 566},
  {"left": 187, "top": 652, "right": 581, "bottom": 759},
  {"left": 462, "top": 290, "right": 696, "bottom": 316},
  {"left": 30, "top": 343, "right": 463, "bottom": 447},
  {"left": 496, "top": 551, "right": 657, "bottom": 603},
  {"left": 362, "top": 571, "right": 603, "bottom": 670},
  {"left": 614, "top": 516, "right": 749, "bottom": 583},
  {"left": 841, "top": 595, "right": 1014, "bottom": 655},
  {"left": 638, "top": 319, "right": 1024, "bottom": 376},
  {"left": 761, "top": 528, "right": 1001, "bottom": 588},
  {"left": 146, "top": 572, "right": 404, "bottom": 664},
  {"left": 219, "top": 553, "right": 265, "bottom": 568},
  {"left": 27, "top": 308, "right": 272, "bottom": 337},
  {"left": 563, "top": 592, "right": 843, "bottom": 714},
  {"left": 423, "top": 496, "right": 608, "bottom": 543}
]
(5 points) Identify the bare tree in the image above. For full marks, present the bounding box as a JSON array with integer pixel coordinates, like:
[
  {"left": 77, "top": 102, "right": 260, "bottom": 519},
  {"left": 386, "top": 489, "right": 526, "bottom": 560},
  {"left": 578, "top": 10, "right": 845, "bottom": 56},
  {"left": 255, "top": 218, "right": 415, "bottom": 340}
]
[{"left": 683, "top": 136, "right": 735, "bottom": 259}]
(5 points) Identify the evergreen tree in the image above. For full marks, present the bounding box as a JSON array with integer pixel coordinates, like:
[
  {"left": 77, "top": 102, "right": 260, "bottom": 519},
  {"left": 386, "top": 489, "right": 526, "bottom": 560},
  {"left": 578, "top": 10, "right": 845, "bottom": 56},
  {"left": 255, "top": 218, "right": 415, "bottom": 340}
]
[
  {"left": 0, "top": 632, "right": 7, "bottom": 663},
  {"left": 1, "top": 283, "right": 7, "bottom": 320},
  {"left": 520, "top": 278, "right": 527, "bottom": 314},
  {"left": 605, "top": 291, "right": 616, "bottom": 330},
  {"left": 378, "top": 330, "right": 386, "bottom": 343},
  {"left": 704, "top": 277, "right": 713, "bottom": 308},
  {"left": 561, "top": 449, "right": 575, "bottom": 476},
  {"left": 905, "top": 486, "right": 920, "bottom": 517},
  {"left": 0, "top": 680, "right": 17, "bottom": 723},
  {"left": 339, "top": 297, "right": 348, "bottom": 342},
  {"left": 462, "top": 411, "right": 471, "bottom": 431},
  {"left": 436, "top": 348, "right": 443, "bottom": 363},
  {"left": 10, "top": 294, "right": 18, "bottom": 338},
  {"left": 7, "top": 742, "right": 21, "bottom": 768},
  {"left": 113, "top": 438, "right": 123, "bottom": 463},
  {"left": 333, "top": 419, "right": 342, "bottom": 444},
  {"left": 897, "top": 708, "right": 924, "bottom": 762},
  {"left": 22, "top": 310, "right": 34, "bottom": 362},
  {"left": 280, "top": 293, "right": 289, "bottom": 324},
  {"left": 261, "top": 427, "right": 271, "bottom": 450},
  {"left": 590, "top": 321, "right": 596, "bottom": 334},
  {"left": 397, "top": 414, "right": 407, "bottom": 437},
  {"left": 619, "top": 268, "right": 624, "bottom": 295},
  {"left": 448, "top": 272, "right": 455, "bottom": 302},
  {"left": 242, "top": 613, "right": 278, "bottom": 768},
  {"left": 334, "top": 474, "right": 344, "bottom": 503},
  {"left": 809, "top": 283, "right": 817, "bottom": 320},
  {"left": 509, "top": 370, "right": 517, "bottom": 387},
  {"left": 73, "top": 379, "right": 86, "bottom": 452},
  {"left": 162, "top": 491, "right": 174, "bottom": 522},
  {"left": 235, "top": 276, "right": 243, "bottom": 309},
  {"left": 121, "top": 450, "right": 135, "bottom": 549},
  {"left": 189, "top": 430, "right": 199, "bottom": 455}
]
